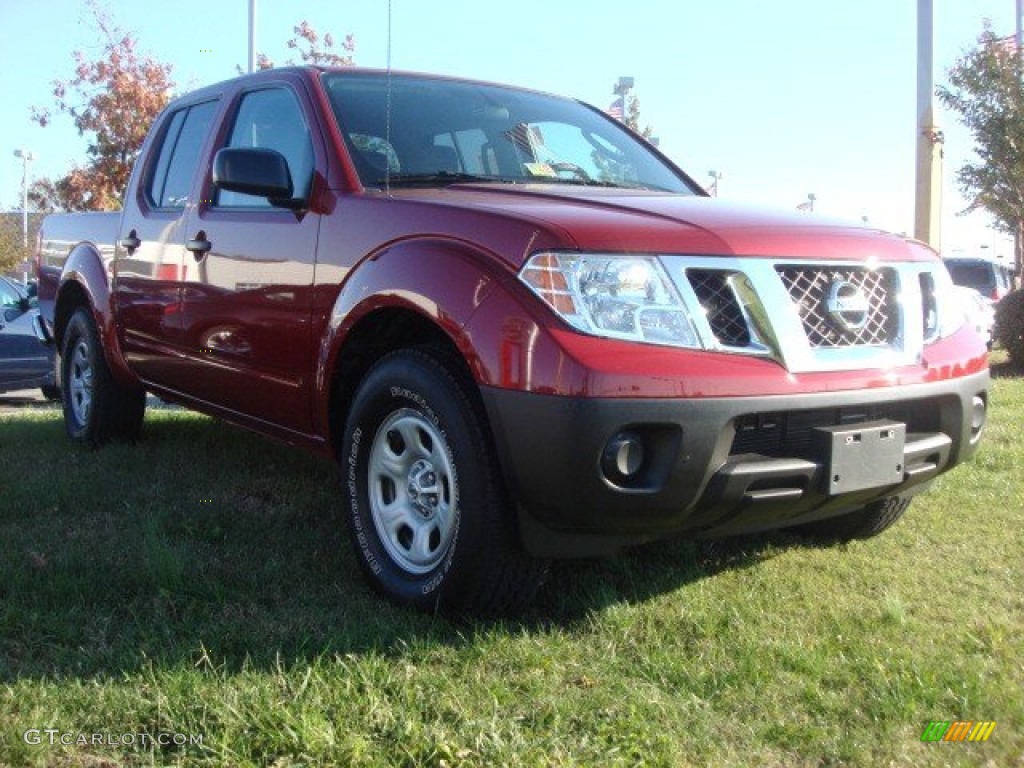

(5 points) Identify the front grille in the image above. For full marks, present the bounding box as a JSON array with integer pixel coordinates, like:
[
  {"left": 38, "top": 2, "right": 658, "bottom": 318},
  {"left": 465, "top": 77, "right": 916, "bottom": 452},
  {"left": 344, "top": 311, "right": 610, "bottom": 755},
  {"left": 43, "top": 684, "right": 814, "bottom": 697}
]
[
  {"left": 687, "top": 269, "right": 751, "bottom": 346},
  {"left": 777, "top": 266, "right": 898, "bottom": 348},
  {"left": 730, "top": 399, "right": 945, "bottom": 459}
]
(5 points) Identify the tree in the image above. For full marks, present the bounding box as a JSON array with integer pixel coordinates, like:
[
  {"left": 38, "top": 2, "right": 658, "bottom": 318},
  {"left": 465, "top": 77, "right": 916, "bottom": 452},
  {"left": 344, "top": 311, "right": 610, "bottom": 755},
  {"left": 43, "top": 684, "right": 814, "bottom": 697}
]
[
  {"left": 30, "top": 1, "right": 174, "bottom": 212},
  {"left": 937, "top": 22, "right": 1024, "bottom": 276},
  {"left": 0, "top": 217, "right": 30, "bottom": 275},
  {"left": 254, "top": 21, "right": 356, "bottom": 70},
  {"left": 625, "top": 93, "right": 654, "bottom": 141}
]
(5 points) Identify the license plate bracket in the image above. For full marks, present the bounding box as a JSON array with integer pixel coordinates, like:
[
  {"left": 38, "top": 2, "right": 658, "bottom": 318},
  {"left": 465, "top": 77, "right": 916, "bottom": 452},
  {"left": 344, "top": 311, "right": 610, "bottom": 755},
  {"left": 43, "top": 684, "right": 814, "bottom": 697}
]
[{"left": 814, "top": 419, "right": 906, "bottom": 495}]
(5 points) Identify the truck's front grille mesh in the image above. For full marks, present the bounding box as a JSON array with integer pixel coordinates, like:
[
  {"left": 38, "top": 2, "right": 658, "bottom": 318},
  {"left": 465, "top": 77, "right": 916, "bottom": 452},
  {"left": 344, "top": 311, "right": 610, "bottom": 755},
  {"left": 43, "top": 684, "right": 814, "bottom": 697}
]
[
  {"left": 687, "top": 269, "right": 750, "bottom": 346},
  {"left": 777, "top": 267, "right": 898, "bottom": 348}
]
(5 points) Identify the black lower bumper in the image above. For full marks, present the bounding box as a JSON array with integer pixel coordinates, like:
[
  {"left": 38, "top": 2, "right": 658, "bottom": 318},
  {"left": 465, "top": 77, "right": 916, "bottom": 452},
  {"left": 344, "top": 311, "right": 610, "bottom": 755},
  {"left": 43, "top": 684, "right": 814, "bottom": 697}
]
[{"left": 480, "top": 370, "right": 989, "bottom": 557}]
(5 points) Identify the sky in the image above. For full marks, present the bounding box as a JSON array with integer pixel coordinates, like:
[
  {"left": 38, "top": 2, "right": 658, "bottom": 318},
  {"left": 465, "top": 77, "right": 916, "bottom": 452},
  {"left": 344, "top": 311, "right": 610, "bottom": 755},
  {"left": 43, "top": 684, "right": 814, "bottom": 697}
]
[{"left": 0, "top": 0, "right": 1018, "bottom": 259}]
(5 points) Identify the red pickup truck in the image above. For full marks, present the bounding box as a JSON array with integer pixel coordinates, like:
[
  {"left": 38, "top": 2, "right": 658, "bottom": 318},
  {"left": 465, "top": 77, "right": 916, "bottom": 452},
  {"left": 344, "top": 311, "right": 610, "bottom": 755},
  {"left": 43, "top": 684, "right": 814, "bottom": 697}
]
[{"left": 36, "top": 66, "right": 989, "bottom": 613}]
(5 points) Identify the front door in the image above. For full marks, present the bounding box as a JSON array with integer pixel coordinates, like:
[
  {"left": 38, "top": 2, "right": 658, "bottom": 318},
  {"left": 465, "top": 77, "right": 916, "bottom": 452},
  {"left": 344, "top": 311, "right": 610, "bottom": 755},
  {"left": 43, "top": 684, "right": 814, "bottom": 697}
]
[{"left": 177, "top": 83, "right": 322, "bottom": 435}]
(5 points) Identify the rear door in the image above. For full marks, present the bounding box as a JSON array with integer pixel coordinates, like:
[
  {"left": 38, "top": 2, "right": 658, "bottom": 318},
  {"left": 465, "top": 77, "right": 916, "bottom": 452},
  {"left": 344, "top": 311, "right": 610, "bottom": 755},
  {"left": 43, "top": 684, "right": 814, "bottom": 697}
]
[
  {"left": 176, "top": 78, "right": 323, "bottom": 434},
  {"left": 115, "top": 99, "right": 219, "bottom": 383}
]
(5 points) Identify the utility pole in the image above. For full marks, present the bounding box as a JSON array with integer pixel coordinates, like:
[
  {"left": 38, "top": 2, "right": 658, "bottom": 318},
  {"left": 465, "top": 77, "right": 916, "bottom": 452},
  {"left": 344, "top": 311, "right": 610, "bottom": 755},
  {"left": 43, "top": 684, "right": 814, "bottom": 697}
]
[
  {"left": 1016, "top": 0, "right": 1023, "bottom": 283},
  {"left": 248, "top": 0, "right": 257, "bottom": 73},
  {"left": 914, "top": 0, "right": 943, "bottom": 251},
  {"left": 1017, "top": 0, "right": 1022, "bottom": 50}
]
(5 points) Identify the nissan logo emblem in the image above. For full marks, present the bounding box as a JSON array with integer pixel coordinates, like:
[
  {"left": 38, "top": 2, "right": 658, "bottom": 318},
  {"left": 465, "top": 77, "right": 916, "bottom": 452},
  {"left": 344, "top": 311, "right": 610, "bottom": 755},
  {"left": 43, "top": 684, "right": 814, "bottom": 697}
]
[{"left": 826, "top": 280, "right": 870, "bottom": 332}]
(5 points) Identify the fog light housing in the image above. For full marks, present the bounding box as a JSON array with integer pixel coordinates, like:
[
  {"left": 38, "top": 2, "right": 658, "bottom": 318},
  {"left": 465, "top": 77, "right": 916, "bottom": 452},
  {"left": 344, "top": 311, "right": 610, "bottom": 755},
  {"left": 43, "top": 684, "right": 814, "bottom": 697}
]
[
  {"left": 602, "top": 431, "right": 645, "bottom": 483},
  {"left": 970, "top": 395, "right": 986, "bottom": 442}
]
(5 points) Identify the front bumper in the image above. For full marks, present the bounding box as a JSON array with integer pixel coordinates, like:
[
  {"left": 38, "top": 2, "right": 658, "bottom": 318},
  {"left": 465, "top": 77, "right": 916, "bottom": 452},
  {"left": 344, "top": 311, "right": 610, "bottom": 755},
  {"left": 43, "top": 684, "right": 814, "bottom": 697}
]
[{"left": 481, "top": 369, "right": 989, "bottom": 556}]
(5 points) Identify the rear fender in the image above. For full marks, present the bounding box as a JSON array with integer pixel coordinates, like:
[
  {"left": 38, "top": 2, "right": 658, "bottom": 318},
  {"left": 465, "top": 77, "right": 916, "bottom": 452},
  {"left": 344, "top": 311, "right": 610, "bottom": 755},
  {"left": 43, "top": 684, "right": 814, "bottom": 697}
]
[{"left": 55, "top": 243, "right": 137, "bottom": 388}]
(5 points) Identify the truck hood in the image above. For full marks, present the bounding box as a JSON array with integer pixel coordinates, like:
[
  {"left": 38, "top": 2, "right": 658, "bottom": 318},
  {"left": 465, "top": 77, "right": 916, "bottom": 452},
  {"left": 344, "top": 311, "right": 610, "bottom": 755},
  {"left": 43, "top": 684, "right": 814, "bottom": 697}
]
[{"left": 387, "top": 184, "right": 927, "bottom": 265}]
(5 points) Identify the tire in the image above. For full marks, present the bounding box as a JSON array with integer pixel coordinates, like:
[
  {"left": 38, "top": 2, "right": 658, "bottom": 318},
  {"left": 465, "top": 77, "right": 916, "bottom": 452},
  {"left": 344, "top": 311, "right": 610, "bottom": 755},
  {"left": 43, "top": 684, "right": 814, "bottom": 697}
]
[
  {"left": 340, "top": 349, "right": 548, "bottom": 615},
  {"left": 41, "top": 384, "right": 62, "bottom": 402},
  {"left": 789, "top": 495, "right": 913, "bottom": 543},
  {"left": 61, "top": 307, "right": 145, "bottom": 445}
]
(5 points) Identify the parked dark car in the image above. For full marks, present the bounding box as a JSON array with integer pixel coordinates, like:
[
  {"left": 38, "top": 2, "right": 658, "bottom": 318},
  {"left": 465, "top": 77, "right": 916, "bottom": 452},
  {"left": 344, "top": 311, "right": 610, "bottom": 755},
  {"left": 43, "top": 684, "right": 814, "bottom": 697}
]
[
  {"left": 944, "top": 257, "right": 1014, "bottom": 303},
  {"left": 0, "top": 276, "right": 59, "bottom": 399}
]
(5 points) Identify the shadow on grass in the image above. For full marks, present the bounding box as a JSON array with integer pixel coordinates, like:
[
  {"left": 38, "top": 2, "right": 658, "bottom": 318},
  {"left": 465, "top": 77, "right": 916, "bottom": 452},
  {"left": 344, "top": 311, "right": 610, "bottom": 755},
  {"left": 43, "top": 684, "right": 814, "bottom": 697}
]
[
  {"left": 0, "top": 410, "right": 794, "bottom": 682},
  {"left": 526, "top": 531, "right": 798, "bottom": 624}
]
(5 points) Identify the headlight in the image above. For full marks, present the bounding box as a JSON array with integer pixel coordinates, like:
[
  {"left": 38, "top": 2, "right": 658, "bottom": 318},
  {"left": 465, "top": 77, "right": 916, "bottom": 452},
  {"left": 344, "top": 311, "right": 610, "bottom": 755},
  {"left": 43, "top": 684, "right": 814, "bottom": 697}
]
[
  {"left": 519, "top": 251, "right": 701, "bottom": 348},
  {"left": 921, "top": 266, "right": 966, "bottom": 343}
]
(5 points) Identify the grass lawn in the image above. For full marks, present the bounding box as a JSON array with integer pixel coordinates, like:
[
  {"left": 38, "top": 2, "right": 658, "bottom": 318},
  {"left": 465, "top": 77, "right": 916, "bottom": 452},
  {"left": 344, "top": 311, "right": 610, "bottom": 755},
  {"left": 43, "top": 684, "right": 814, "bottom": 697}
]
[{"left": 1, "top": 356, "right": 1021, "bottom": 766}]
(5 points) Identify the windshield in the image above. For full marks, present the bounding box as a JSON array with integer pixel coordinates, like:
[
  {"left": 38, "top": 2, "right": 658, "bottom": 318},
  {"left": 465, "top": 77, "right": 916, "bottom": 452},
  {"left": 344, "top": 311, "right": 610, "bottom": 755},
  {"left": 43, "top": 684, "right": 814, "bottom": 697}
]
[{"left": 322, "top": 72, "right": 696, "bottom": 193}]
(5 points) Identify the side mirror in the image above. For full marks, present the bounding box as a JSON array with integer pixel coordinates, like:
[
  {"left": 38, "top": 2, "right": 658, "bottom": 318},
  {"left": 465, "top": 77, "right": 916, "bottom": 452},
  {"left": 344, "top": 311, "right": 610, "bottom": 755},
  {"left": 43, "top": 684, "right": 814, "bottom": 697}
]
[
  {"left": 212, "top": 148, "right": 302, "bottom": 209},
  {"left": 3, "top": 307, "right": 20, "bottom": 323}
]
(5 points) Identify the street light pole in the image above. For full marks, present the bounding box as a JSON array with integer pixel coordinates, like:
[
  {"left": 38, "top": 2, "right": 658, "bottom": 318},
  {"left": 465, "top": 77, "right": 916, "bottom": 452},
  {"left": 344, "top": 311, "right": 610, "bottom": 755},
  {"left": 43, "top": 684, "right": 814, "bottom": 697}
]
[{"left": 13, "top": 148, "right": 34, "bottom": 249}]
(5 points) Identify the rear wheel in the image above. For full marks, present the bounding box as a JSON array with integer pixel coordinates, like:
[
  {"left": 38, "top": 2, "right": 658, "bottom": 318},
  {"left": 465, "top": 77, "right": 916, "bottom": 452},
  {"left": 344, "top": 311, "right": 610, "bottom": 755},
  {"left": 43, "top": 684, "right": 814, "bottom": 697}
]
[
  {"left": 340, "top": 349, "right": 547, "bottom": 614},
  {"left": 61, "top": 307, "right": 145, "bottom": 445},
  {"left": 789, "top": 495, "right": 913, "bottom": 542}
]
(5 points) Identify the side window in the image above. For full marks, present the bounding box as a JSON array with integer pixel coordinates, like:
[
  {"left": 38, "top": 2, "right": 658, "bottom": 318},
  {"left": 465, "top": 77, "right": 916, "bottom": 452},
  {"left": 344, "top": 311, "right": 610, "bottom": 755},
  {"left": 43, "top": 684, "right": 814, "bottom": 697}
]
[
  {"left": 217, "top": 88, "right": 314, "bottom": 208},
  {"left": 147, "top": 101, "right": 218, "bottom": 209},
  {"left": 0, "top": 280, "right": 22, "bottom": 311},
  {"left": 147, "top": 110, "right": 186, "bottom": 207}
]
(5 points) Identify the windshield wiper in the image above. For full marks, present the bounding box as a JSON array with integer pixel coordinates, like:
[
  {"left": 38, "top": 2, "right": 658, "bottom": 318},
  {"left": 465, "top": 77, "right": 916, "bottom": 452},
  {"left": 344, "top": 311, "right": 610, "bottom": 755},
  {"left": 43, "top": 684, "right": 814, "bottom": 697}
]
[
  {"left": 375, "top": 172, "right": 513, "bottom": 186},
  {"left": 534, "top": 177, "right": 661, "bottom": 191}
]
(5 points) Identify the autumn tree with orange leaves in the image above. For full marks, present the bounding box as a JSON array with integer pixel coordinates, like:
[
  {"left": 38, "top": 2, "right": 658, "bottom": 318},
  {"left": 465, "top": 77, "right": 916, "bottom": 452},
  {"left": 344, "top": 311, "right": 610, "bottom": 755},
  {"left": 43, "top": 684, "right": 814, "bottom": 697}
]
[
  {"left": 254, "top": 21, "right": 356, "bottom": 70},
  {"left": 32, "top": 7, "right": 353, "bottom": 212},
  {"left": 30, "top": 3, "right": 173, "bottom": 211}
]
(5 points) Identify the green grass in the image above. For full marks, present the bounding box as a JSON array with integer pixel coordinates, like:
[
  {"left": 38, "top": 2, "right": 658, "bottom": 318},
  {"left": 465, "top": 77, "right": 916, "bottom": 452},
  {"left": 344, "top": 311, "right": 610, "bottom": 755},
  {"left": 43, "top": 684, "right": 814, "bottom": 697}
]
[{"left": 1, "top": 361, "right": 1022, "bottom": 766}]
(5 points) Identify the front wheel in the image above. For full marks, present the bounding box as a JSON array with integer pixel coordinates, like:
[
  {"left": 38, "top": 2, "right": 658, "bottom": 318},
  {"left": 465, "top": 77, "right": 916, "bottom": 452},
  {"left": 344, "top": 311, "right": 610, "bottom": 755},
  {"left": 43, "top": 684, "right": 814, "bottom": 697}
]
[
  {"left": 61, "top": 307, "right": 145, "bottom": 445},
  {"left": 340, "top": 349, "right": 547, "bottom": 614}
]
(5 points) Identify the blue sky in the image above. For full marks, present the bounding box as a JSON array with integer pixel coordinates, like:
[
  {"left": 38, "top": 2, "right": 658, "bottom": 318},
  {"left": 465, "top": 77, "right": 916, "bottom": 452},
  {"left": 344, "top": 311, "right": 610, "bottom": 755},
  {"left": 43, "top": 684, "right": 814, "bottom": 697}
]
[{"left": 0, "top": 0, "right": 1017, "bottom": 257}]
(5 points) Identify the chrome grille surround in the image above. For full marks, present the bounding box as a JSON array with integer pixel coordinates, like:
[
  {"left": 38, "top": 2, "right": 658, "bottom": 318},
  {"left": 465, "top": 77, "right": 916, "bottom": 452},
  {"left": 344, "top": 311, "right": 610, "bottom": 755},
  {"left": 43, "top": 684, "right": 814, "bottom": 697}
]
[{"left": 661, "top": 256, "right": 947, "bottom": 374}]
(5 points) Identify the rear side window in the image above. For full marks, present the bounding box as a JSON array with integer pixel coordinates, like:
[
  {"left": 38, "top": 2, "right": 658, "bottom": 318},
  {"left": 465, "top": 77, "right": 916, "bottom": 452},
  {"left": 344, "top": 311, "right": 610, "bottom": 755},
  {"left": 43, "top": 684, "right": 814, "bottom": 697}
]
[{"left": 147, "top": 100, "right": 218, "bottom": 209}]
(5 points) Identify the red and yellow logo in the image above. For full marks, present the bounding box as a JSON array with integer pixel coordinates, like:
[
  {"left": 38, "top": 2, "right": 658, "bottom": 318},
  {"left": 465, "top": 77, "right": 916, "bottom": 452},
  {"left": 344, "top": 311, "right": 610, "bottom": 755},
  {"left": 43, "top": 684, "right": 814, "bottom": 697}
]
[{"left": 921, "top": 721, "right": 996, "bottom": 742}]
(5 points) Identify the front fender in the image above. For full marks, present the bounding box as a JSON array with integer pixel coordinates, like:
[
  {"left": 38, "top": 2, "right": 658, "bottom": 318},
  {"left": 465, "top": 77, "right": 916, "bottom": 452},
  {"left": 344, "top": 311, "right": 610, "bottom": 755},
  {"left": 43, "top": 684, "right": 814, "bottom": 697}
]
[
  {"left": 314, "top": 239, "right": 511, "bottom": 433},
  {"left": 56, "top": 243, "right": 137, "bottom": 388}
]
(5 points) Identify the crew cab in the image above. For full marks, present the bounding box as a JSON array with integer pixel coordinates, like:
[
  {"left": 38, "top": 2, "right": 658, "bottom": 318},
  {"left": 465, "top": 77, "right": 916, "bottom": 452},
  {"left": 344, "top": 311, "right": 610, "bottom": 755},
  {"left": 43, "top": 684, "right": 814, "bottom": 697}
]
[{"left": 36, "top": 67, "right": 989, "bottom": 613}]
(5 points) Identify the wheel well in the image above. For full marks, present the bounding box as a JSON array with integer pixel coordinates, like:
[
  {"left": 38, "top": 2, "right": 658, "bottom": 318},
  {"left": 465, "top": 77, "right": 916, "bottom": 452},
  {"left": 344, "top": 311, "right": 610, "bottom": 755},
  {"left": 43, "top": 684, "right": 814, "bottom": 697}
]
[
  {"left": 329, "top": 308, "right": 481, "bottom": 452},
  {"left": 54, "top": 281, "right": 91, "bottom": 351}
]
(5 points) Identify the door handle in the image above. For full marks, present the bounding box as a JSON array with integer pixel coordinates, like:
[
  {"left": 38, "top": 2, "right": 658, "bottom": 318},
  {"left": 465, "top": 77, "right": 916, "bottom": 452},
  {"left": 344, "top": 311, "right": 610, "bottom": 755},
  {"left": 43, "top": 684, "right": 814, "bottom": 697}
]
[
  {"left": 118, "top": 230, "right": 141, "bottom": 251},
  {"left": 186, "top": 231, "right": 212, "bottom": 258}
]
